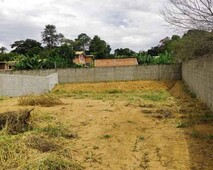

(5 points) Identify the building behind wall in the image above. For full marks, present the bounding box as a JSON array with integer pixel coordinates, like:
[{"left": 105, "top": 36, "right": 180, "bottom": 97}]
[
  {"left": 73, "top": 51, "right": 94, "bottom": 67},
  {"left": 0, "top": 61, "right": 14, "bottom": 70}
]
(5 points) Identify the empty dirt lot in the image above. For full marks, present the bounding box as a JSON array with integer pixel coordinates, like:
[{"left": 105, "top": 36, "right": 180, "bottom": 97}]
[{"left": 0, "top": 81, "right": 212, "bottom": 170}]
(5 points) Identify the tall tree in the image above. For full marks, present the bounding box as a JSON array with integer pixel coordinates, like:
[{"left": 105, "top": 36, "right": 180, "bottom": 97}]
[
  {"left": 41, "top": 25, "right": 64, "bottom": 48},
  {"left": 11, "top": 39, "right": 43, "bottom": 56},
  {"left": 0, "top": 46, "right": 7, "bottom": 53},
  {"left": 74, "top": 33, "right": 91, "bottom": 51},
  {"left": 162, "top": 0, "right": 213, "bottom": 31},
  {"left": 89, "top": 36, "right": 111, "bottom": 59}
]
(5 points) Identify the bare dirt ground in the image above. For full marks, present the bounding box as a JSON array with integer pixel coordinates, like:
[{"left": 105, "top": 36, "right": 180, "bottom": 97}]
[{"left": 0, "top": 81, "right": 212, "bottom": 170}]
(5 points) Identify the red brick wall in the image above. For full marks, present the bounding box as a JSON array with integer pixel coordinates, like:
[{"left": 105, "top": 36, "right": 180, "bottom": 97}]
[{"left": 95, "top": 58, "right": 138, "bottom": 67}]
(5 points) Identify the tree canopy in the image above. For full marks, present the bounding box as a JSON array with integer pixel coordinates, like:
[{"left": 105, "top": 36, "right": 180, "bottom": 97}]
[
  {"left": 74, "top": 33, "right": 91, "bottom": 51},
  {"left": 11, "top": 39, "right": 43, "bottom": 56},
  {"left": 89, "top": 35, "right": 111, "bottom": 59},
  {"left": 41, "top": 25, "right": 64, "bottom": 49},
  {"left": 114, "top": 48, "right": 135, "bottom": 57}
]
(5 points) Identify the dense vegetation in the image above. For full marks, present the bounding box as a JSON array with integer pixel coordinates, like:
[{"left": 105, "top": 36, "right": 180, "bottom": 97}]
[{"left": 0, "top": 24, "right": 212, "bottom": 70}]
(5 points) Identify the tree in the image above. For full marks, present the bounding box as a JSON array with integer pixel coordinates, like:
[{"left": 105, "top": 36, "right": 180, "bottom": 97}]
[
  {"left": 114, "top": 48, "right": 135, "bottom": 57},
  {"left": 162, "top": 0, "right": 213, "bottom": 31},
  {"left": 89, "top": 35, "right": 111, "bottom": 59},
  {"left": 0, "top": 46, "right": 7, "bottom": 53},
  {"left": 41, "top": 25, "right": 64, "bottom": 48},
  {"left": 11, "top": 39, "right": 43, "bottom": 56},
  {"left": 168, "top": 29, "right": 213, "bottom": 62},
  {"left": 74, "top": 33, "right": 91, "bottom": 51}
]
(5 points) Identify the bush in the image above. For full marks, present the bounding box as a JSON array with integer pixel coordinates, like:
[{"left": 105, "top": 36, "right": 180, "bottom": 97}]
[{"left": 135, "top": 51, "right": 173, "bottom": 65}]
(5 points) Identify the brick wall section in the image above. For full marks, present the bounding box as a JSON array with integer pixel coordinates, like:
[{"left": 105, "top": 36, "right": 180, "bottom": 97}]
[
  {"left": 182, "top": 56, "right": 213, "bottom": 112},
  {"left": 94, "top": 58, "right": 138, "bottom": 67}
]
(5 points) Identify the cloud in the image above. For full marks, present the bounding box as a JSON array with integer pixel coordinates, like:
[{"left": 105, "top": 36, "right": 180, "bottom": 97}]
[{"left": 0, "top": 0, "right": 175, "bottom": 52}]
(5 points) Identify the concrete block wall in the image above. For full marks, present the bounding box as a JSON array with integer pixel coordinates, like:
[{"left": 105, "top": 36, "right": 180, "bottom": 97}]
[
  {"left": 0, "top": 64, "right": 181, "bottom": 84},
  {"left": 0, "top": 73, "right": 58, "bottom": 97},
  {"left": 57, "top": 64, "right": 181, "bottom": 83},
  {"left": 182, "top": 56, "right": 213, "bottom": 112}
]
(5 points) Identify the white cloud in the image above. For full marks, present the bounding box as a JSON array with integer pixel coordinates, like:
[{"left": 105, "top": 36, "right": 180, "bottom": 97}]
[{"left": 0, "top": 0, "right": 175, "bottom": 52}]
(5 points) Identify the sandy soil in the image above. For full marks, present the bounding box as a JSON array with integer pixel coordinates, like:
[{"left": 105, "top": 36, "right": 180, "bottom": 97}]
[{"left": 0, "top": 81, "right": 212, "bottom": 170}]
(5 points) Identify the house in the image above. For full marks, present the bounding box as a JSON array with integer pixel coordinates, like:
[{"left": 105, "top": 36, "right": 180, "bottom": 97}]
[
  {"left": 94, "top": 58, "right": 138, "bottom": 67},
  {"left": 0, "top": 61, "right": 14, "bottom": 70},
  {"left": 73, "top": 51, "right": 94, "bottom": 67}
]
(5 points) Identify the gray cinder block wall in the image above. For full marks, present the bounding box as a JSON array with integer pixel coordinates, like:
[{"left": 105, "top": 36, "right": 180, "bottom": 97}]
[
  {"left": 57, "top": 64, "right": 182, "bottom": 83},
  {"left": 182, "top": 56, "right": 213, "bottom": 112},
  {"left": 0, "top": 64, "right": 182, "bottom": 83},
  {"left": 0, "top": 73, "right": 58, "bottom": 97}
]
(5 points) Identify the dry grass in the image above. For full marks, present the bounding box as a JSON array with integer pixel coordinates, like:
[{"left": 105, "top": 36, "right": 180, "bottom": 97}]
[
  {"left": 18, "top": 94, "right": 63, "bottom": 107},
  {"left": 25, "top": 135, "right": 60, "bottom": 152},
  {"left": 0, "top": 109, "right": 33, "bottom": 134},
  {"left": 0, "top": 80, "right": 212, "bottom": 169},
  {"left": 53, "top": 80, "right": 175, "bottom": 93}
]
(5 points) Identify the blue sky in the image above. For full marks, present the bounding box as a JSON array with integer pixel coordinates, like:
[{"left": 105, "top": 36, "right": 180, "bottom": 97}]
[{"left": 0, "top": 0, "right": 176, "bottom": 52}]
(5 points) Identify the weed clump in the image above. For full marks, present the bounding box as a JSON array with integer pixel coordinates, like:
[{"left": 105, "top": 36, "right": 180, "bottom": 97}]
[
  {"left": 101, "top": 134, "right": 112, "bottom": 139},
  {"left": 18, "top": 94, "right": 63, "bottom": 107},
  {"left": 0, "top": 109, "right": 33, "bottom": 134},
  {"left": 40, "top": 124, "right": 78, "bottom": 139},
  {"left": 24, "top": 154, "right": 84, "bottom": 170}
]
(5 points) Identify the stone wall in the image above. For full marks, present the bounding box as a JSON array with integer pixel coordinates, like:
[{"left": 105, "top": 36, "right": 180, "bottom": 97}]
[{"left": 182, "top": 56, "right": 213, "bottom": 112}]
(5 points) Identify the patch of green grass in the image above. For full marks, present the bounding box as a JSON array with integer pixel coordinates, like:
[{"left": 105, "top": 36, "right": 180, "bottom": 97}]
[
  {"left": 37, "top": 124, "right": 77, "bottom": 139},
  {"left": 141, "top": 90, "right": 170, "bottom": 102},
  {"left": 101, "top": 134, "right": 112, "bottom": 139},
  {"left": 190, "top": 131, "right": 213, "bottom": 140},
  {"left": 52, "top": 89, "right": 67, "bottom": 95},
  {"left": 23, "top": 154, "right": 84, "bottom": 170},
  {"left": 138, "top": 136, "right": 145, "bottom": 141}
]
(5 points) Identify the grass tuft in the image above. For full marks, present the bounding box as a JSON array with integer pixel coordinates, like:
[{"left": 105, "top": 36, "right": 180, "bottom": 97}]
[
  {"left": 38, "top": 124, "right": 78, "bottom": 139},
  {"left": 23, "top": 154, "right": 84, "bottom": 170},
  {"left": 101, "top": 134, "right": 112, "bottom": 139},
  {"left": 18, "top": 94, "right": 63, "bottom": 107}
]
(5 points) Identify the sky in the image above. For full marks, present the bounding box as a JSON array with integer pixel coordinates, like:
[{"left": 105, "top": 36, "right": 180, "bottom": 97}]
[{"left": 0, "top": 0, "right": 176, "bottom": 52}]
